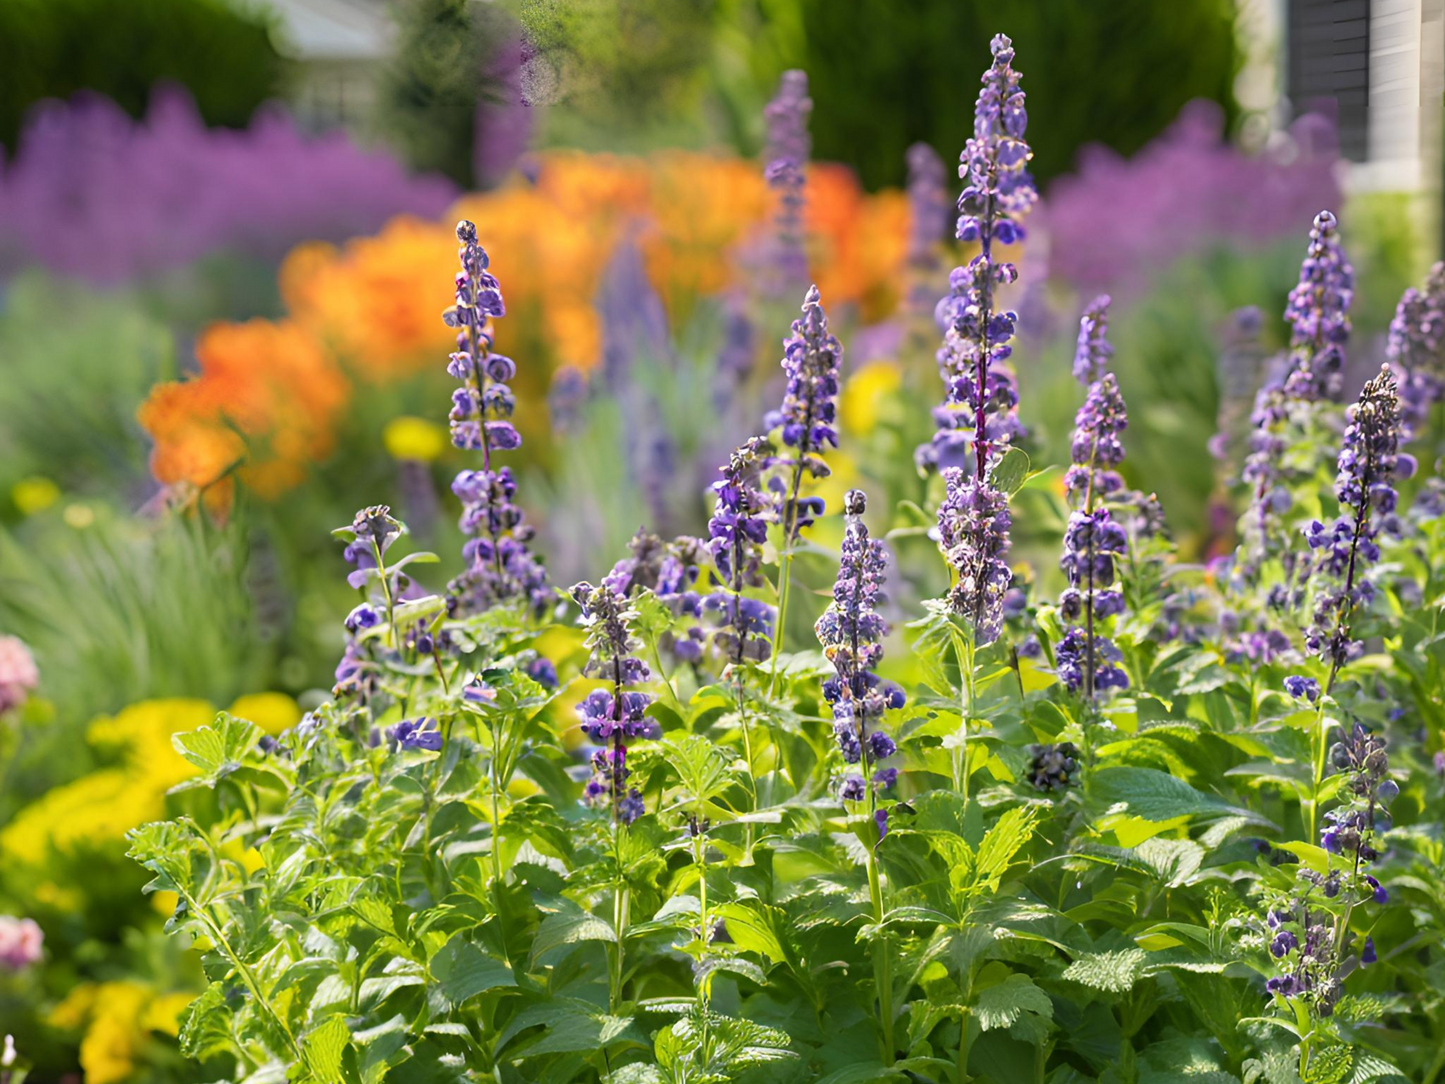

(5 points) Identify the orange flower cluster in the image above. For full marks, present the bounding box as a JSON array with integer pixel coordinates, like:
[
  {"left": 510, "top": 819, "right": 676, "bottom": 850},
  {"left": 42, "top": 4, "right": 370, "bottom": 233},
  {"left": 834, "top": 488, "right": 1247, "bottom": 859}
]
[
  {"left": 140, "top": 150, "right": 917, "bottom": 504},
  {"left": 137, "top": 319, "right": 348, "bottom": 513}
]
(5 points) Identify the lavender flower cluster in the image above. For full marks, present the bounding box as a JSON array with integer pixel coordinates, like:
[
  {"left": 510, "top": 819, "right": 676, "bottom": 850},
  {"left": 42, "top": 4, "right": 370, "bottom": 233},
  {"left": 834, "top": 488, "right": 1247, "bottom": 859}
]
[
  {"left": 705, "top": 437, "right": 775, "bottom": 665},
  {"left": 1386, "top": 261, "right": 1445, "bottom": 438},
  {"left": 1264, "top": 724, "right": 1394, "bottom": 1013},
  {"left": 604, "top": 529, "right": 707, "bottom": 662},
  {"left": 1281, "top": 210, "right": 1353, "bottom": 403},
  {"left": 0, "top": 87, "right": 455, "bottom": 284},
  {"left": 937, "top": 471, "right": 1012, "bottom": 646},
  {"left": 765, "top": 285, "right": 842, "bottom": 542},
  {"left": 1056, "top": 297, "right": 1130, "bottom": 697},
  {"left": 572, "top": 580, "right": 655, "bottom": 824},
  {"left": 1237, "top": 211, "right": 1356, "bottom": 578},
  {"left": 763, "top": 70, "right": 812, "bottom": 290},
  {"left": 443, "top": 221, "right": 550, "bottom": 618},
  {"left": 1303, "top": 367, "right": 1410, "bottom": 670},
  {"left": 917, "top": 33, "right": 1037, "bottom": 479},
  {"left": 816, "top": 491, "right": 902, "bottom": 811}
]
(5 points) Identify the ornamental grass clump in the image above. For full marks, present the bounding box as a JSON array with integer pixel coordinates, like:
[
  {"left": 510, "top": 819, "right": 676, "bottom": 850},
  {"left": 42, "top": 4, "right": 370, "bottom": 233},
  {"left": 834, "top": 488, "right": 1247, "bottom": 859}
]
[{"left": 123, "top": 35, "right": 1445, "bottom": 1084}]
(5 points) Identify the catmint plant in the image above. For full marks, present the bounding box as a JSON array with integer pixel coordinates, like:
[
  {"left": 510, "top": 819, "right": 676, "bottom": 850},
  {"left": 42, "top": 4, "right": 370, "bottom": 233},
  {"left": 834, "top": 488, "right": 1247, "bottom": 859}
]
[
  {"left": 1057, "top": 297, "right": 1131, "bottom": 698},
  {"left": 917, "top": 33, "right": 1036, "bottom": 478},
  {"left": 444, "top": 220, "right": 550, "bottom": 618},
  {"left": 571, "top": 580, "right": 655, "bottom": 826},
  {"left": 765, "top": 285, "right": 842, "bottom": 683},
  {"left": 1238, "top": 211, "right": 1355, "bottom": 582},
  {"left": 1386, "top": 261, "right": 1445, "bottom": 440},
  {"left": 763, "top": 70, "right": 812, "bottom": 290}
]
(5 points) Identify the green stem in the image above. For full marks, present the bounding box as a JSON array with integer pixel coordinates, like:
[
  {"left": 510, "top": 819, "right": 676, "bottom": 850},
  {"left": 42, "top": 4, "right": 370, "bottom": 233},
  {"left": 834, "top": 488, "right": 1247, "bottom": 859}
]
[
  {"left": 768, "top": 550, "right": 795, "bottom": 699},
  {"left": 865, "top": 849, "right": 895, "bottom": 1065},
  {"left": 957, "top": 1006, "right": 970, "bottom": 1084}
]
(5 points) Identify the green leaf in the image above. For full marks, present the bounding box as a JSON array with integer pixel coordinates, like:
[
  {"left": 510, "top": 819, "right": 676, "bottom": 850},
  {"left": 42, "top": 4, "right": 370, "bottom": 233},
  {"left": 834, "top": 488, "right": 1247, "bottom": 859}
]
[
  {"left": 1062, "top": 948, "right": 1148, "bottom": 994},
  {"left": 712, "top": 902, "right": 786, "bottom": 964},
  {"left": 1089, "top": 767, "right": 1274, "bottom": 828},
  {"left": 974, "top": 972, "right": 1054, "bottom": 1032},
  {"left": 990, "top": 446, "right": 1031, "bottom": 495},
  {"left": 298, "top": 1015, "right": 352, "bottom": 1084},
  {"left": 529, "top": 900, "right": 616, "bottom": 966},
  {"left": 176, "top": 983, "right": 232, "bottom": 1061},
  {"left": 431, "top": 937, "right": 515, "bottom": 1005},
  {"left": 171, "top": 713, "right": 260, "bottom": 786}
]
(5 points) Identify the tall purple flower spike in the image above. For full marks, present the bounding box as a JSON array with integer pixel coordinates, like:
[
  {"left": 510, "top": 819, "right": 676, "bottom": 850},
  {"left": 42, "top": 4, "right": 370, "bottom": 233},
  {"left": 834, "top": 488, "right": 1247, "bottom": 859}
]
[
  {"left": 763, "top": 69, "right": 812, "bottom": 290},
  {"left": 1386, "top": 262, "right": 1445, "bottom": 439},
  {"left": 918, "top": 34, "right": 1037, "bottom": 479},
  {"left": 765, "top": 285, "right": 842, "bottom": 543},
  {"left": 1304, "top": 366, "right": 1411, "bottom": 671},
  {"left": 817, "top": 490, "right": 903, "bottom": 799},
  {"left": 443, "top": 220, "right": 549, "bottom": 618}
]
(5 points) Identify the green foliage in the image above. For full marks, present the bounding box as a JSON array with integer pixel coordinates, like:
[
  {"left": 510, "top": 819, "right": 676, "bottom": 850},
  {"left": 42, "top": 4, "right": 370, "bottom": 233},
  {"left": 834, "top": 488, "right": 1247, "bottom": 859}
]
[
  {"left": 716, "top": 0, "right": 1237, "bottom": 188},
  {"left": 0, "top": 0, "right": 282, "bottom": 152}
]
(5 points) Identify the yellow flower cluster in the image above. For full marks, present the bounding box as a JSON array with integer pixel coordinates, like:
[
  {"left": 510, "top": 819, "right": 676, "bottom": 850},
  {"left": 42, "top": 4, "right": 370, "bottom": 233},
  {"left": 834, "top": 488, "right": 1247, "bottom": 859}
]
[
  {"left": 138, "top": 151, "right": 914, "bottom": 506},
  {"left": 48, "top": 981, "right": 192, "bottom": 1084},
  {"left": 1, "top": 695, "right": 299, "bottom": 873}
]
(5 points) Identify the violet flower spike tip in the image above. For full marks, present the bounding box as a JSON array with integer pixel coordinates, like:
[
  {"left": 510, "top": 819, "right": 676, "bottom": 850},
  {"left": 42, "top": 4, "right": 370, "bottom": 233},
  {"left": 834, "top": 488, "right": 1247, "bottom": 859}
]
[
  {"left": 1281, "top": 209, "right": 1354, "bottom": 403},
  {"left": 919, "top": 34, "right": 1036, "bottom": 479},
  {"left": 937, "top": 468, "right": 1012, "bottom": 646},
  {"left": 816, "top": 489, "right": 902, "bottom": 784},
  {"left": 442, "top": 220, "right": 549, "bottom": 619},
  {"left": 1072, "top": 295, "right": 1113, "bottom": 385},
  {"left": 763, "top": 69, "right": 812, "bottom": 288},
  {"left": 770, "top": 284, "right": 843, "bottom": 542}
]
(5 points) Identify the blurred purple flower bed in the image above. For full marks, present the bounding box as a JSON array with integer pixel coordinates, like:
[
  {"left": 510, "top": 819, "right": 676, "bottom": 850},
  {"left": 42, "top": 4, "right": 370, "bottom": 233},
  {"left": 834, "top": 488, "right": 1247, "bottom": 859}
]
[{"left": 0, "top": 85, "right": 457, "bottom": 284}]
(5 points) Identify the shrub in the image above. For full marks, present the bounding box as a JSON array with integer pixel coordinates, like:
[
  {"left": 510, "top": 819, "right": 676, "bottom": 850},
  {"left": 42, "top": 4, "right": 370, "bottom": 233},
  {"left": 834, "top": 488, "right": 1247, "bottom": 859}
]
[
  {"left": 0, "top": 0, "right": 281, "bottom": 154},
  {"left": 108, "top": 35, "right": 1445, "bottom": 1084}
]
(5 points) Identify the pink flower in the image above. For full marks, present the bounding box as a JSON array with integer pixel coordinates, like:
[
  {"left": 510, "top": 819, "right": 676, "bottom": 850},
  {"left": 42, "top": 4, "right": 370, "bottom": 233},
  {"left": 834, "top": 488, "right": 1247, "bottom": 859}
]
[
  {"left": 0, "top": 637, "right": 38, "bottom": 715},
  {"left": 0, "top": 916, "right": 43, "bottom": 971}
]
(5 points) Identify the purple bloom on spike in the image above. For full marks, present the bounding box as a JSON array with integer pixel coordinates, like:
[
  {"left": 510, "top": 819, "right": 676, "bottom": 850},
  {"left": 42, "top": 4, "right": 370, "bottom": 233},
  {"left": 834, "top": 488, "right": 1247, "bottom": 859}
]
[
  {"left": 918, "top": 35, "right": 1037, "bottom": 479},
  {"left": 818, "top": 491, "right": 900, "bottom": 785},
  {"left": 389, "top": 717, "right": 443, "bottom": 752},
  {"left": 1281, "top": 210, "right": 1353, "bottom": 403},
  {"left": 1304, "top": 367, "right": 1403, "bottom": 670},
  {"left": 573, "top": 580, "right": 655, "bottom": 823},
  {"left": 706, "top": 438, "right": 776, "bottom": 666},
  {"left": 1361, "top": 936, "right": 1376, "bottom": 965},
  {"left": 1386, "top": 262, "right": 1445, "bottom": 439},
  {"left": 763, "top": 70, "right": 812, "bottom": 289},
  {"left": 1283, "top": 675, "right": 1319, "bottom": 702},
  {"left": 766, "top": 285, "right": 842, "bottom": 543},
  {"left": 444, "top": 221, "right": 550, "bottom": 619},
  {"left": 1237, "top": 213, "right": 1354, "bottom": 584},
  {"left": 937, "top": 470, "right": 1012, "bottom": 646},
  {"left": 1072, "top": 295, "right": 1113, "bottom": 384}
]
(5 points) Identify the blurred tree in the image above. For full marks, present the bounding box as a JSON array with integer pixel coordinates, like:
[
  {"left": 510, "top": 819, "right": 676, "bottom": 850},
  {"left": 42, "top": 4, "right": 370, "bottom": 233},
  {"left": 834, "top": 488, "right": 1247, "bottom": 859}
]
[
  {"left": 0, "top": 0, "right": 283, "bottom": 153},
  {"left": 715, "top": 0, "right": 1240, "bottom": 190},
  {"left": 375, "top": 0, "right": 532, "bottom": 187}
]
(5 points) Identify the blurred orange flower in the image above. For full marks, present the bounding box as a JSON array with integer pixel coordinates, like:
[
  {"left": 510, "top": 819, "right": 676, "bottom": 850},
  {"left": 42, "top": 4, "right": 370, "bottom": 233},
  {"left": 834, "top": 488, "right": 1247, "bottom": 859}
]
[
  {"left": 137, "top": 319, "right": 347, "bottom": 510},
  {"left": 141, "top": 150, "right": 923, "bottom": 504}
]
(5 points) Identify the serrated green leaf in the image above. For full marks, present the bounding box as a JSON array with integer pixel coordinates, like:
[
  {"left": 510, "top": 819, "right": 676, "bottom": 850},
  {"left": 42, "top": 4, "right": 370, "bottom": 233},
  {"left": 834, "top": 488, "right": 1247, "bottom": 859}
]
[{"left": 974, "top": 972, "right": 1053, "bottom": 1032}]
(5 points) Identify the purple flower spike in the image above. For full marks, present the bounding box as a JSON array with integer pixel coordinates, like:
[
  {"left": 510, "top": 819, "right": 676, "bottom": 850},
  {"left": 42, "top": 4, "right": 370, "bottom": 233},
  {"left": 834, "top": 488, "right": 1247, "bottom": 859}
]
[
  {"left": 1305, "top": 367, "right": 1403, "bottom": 670},
  {"left": 1282, "top": 210, "right": 1353, "bottom": 403},
  {"left": 573, "top": 580, "right": 656, "bottom": 824},
  {"left": 918, "top": 34, "right": 1037, "bottom": 479},
  {"left": 444, "top": 221, "right": 550, "bottom": 619},
  {"left": 1386, "top": 262, "right": 1445, "bottom": 439},
  {"left": 706, "top": 438, "right": 776, "bottom": 666},
  {"left": 1072, "top": 295, "right": 1114, "bottom": 384},
  {"left": 763, "top": 70, "right": 812, "bottom": 290},
  {"left": 937, "top": 470, "right": 1012, "bottom": 646},
  {"left": 817, "top": 490, "right": 899, "bottom": 784},
  {"left": 767, "top": 285, "right": 843, "bottom": 543}
]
